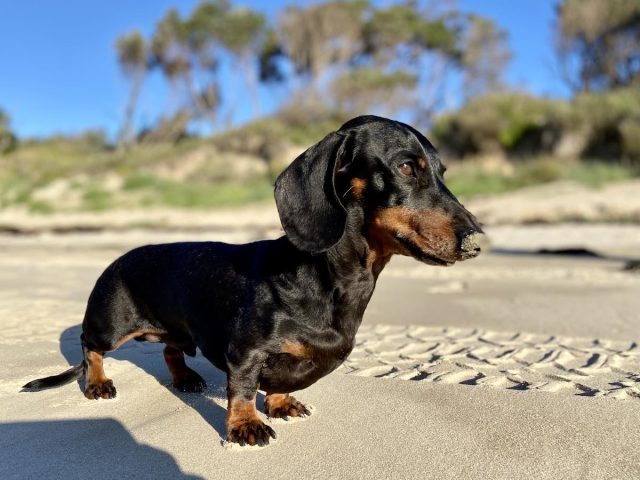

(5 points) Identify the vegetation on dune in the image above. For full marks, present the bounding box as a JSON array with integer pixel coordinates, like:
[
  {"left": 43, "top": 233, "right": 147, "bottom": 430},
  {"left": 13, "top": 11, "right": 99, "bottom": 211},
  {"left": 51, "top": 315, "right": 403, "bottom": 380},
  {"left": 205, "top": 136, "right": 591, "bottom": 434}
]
[
  {"left": 0, "top": 134, "right": 275, "bottom": 212},
  {"left": 122, "top": 175, "right": 273, "bottom": 209},
  {"left": 0, "top": 109, "right": 17, "bottom": 155},
  {"left": 432, "top": 88, "right": 640, "bottom": 163},
  {"left": 445, "top": 158, "right": 636, "bottom": 199},
  {"left": 1, "top": 130, "right": 636, "bottom": 214}
]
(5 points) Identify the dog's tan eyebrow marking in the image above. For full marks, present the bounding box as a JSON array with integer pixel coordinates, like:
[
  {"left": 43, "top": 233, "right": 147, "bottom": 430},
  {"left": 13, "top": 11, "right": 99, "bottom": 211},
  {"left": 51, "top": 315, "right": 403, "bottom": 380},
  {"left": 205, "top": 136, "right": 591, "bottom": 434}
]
[
  {"left": 350, "top": 177, "right": 367, "bottom": 200},
  {"left": 281, "top": 340, "right": 313, "bottom": 358},
  {"left": 418, "top": 158, "right": 426, "bottom": 169}
]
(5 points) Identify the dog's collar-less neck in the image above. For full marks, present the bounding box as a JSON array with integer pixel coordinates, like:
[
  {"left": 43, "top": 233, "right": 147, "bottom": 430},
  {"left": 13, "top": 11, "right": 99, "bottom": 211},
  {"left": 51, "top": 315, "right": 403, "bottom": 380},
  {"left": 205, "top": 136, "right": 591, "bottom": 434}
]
[
  {"left": 326, "top": 211, "right": 382, "bottom": 279},
  {"left": 328, "top": 207, "right": 392, "bottom": 280},
  {"left": 323, "top": 234, "right": 377, "bottom": 345}
]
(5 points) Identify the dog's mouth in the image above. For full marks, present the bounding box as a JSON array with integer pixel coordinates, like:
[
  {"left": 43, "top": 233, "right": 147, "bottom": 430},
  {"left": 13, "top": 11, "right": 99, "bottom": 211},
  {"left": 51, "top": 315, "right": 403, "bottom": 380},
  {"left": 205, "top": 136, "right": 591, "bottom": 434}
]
[
  {"left": 458, "top": 249, "right": 481, "bottom": 261},
  {"left": 395, "top": 234, "right": 484, "bottom": 266},
  {"left": 395, "top": 235, "right": 456, "bottom": 266}
]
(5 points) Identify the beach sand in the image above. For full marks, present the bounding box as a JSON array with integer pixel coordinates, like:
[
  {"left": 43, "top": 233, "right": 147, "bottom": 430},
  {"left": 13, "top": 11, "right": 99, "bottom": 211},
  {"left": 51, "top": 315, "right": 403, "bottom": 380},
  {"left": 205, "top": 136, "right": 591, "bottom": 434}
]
[{"left": 1, "top": 222, "right": 639, "bottom": 479}]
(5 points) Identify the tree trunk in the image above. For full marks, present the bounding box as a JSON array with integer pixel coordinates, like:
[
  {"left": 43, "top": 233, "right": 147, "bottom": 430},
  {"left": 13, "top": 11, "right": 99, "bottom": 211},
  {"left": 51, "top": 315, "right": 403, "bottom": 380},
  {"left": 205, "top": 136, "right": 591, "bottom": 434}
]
[{"left": 118, "top": 69, "right": 145, "bottom": 149}]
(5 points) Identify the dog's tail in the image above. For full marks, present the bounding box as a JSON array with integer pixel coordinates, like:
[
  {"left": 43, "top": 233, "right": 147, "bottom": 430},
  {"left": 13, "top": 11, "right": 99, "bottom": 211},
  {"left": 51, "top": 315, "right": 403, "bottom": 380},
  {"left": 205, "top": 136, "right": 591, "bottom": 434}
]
[{"left": 22, "top": 362, "right": 85, "bottom": 391}]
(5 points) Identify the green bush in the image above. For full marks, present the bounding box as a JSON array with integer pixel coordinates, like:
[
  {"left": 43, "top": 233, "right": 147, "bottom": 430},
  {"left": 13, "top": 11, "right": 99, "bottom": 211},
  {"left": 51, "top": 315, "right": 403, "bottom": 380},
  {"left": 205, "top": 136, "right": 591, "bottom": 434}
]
[
  {"left": 432, "top": 88, "right": 640, "bottom": 163},
  {"left": 573, "top": 89, "right": 640, "bottom": 162},
  {"left": 432, "top": 93, "right": 567, "bottom": 157},
  {"left": 0, "top": 130, "right": 17, "bottom": 154},
  {"left": 572, "top": 88, "right": 640, "bottom": 130},
  {"left": 212, "top": 109, "right": 348, "bottom": 165},
  {"left": 620, "top": 119, "right": 640, "bottom": 159}
]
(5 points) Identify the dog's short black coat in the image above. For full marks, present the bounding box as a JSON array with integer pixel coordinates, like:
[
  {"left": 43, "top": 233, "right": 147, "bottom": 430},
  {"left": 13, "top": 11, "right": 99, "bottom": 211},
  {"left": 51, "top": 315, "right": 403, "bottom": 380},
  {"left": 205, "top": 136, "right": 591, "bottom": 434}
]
[{"left": 23, "top": 115, "right": 483, "bottom": 446}]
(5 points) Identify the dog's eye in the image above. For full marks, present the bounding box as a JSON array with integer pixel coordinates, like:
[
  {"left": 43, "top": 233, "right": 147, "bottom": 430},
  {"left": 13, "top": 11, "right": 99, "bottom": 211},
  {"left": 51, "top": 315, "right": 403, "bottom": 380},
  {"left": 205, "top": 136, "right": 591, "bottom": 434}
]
[{"left": 398, "top": 161, "right": 415, "bottom": 177}]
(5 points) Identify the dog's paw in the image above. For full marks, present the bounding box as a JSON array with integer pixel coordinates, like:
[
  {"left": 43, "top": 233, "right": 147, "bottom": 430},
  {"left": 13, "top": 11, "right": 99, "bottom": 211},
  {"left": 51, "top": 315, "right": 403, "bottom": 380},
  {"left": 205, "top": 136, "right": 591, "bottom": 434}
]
[
  {"left": 265, "top": 394, "right": 311, "bottom": 419},
  {"left": 84, "top": 379, "right": 117, "bottom": 400},
  {"left": 227, "top": 419, "right": 276, "bottom": 447},
  {"left": 173, "top": 371, "right": 207, "bottom": 393}
]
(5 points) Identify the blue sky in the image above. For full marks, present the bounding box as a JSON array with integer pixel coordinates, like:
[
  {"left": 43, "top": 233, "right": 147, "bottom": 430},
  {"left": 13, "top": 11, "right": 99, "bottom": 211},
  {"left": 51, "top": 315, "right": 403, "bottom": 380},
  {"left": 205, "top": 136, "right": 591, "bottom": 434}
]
[{"left": 0, "top": 0, "right": 564, "bottom": 139}]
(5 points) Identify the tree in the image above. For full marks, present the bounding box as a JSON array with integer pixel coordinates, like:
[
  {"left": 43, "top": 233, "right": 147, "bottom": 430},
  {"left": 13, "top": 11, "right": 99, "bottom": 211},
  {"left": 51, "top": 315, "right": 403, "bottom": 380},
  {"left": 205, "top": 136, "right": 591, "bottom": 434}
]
[
  {"left": 332, "top": 68, "right": 417, "bottom": 116},
  {"left": 266, "top": 0, "right": 368, "bottom": 107},
  {"left": 359, "top": 1, "right": 463, "bottom": 124},
  {"left": 556, "top": 0, "right": 640, "bottom": 93},
  {"left": 261, "top": 1, "right": 464, "bottom": 124},
  {"left": 151, "top": 6, "right": 220, "bottom": 130},
  {"left": 213, "top": 6, "right": 266, "bottom": 120},
  {"left": 149, "top": 2, "right": 266, "bottom": 131},
  {"left": 461, "top": 15, "right": 511, "bottom": 100},
  {"left": 0, "top": 108, "right": 17, "bottom": 154},
  {"left": 113, "top": 1, "right": 515, "bottom": 136},
  {"left": 151, "top": 8, "right": 190, "bottom": 83},
  {"left": 115, "top": 30, "right": 149, "bottom": 146}
]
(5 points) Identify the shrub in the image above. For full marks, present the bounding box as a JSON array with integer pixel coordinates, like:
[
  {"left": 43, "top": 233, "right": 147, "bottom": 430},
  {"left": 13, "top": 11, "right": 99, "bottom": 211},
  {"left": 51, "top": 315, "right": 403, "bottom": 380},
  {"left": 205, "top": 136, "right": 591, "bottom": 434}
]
[
  {"left": 432, "top": 93, "right": 567, "bottom": 157},
  {"left": 572, "top": 88, "right": 640, "bottom": 163},
  {"left": 432, "top": 88, "right": 640, "bottom": 163},
  {"left": 620, "top": 119, "right": 640, "bottom": 160},
  {"left": 0, "top": 130, "right": 17, "bottom": 154}
]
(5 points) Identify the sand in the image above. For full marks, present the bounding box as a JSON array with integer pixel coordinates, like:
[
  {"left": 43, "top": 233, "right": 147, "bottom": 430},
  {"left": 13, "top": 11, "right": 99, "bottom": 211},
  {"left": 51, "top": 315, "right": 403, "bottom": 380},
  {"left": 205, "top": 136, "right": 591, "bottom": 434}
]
[
  {"left": 1, "top": 223, "right": 639, "bottom": 479},
  {"left": 344, "top": 325, "right": 640, "bottom": 399},
  {"left": 465, "top": 179, "right": 640, "bottom": 224}
]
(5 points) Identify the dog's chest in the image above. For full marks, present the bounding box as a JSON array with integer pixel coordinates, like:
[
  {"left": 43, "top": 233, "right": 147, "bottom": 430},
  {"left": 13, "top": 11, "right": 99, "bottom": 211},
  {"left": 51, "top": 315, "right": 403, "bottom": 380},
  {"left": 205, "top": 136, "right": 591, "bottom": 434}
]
[{"left": 260, "top": 326, "right": 357, "bottom": 393}]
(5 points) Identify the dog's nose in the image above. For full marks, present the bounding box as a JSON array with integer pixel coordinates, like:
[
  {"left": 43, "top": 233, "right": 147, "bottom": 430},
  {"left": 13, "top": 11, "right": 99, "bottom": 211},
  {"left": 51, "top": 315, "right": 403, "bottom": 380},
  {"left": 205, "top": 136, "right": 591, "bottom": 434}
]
[{"left": 459, "top": 230, "right": 486, "bottom": 259}]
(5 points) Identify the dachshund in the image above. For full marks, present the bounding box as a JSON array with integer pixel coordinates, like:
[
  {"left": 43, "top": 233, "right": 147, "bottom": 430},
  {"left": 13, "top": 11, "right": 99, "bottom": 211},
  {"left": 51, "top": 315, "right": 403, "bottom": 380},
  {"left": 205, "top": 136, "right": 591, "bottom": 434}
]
[{"left": 23, "top": 115, "right": 483, "bottom": 446}]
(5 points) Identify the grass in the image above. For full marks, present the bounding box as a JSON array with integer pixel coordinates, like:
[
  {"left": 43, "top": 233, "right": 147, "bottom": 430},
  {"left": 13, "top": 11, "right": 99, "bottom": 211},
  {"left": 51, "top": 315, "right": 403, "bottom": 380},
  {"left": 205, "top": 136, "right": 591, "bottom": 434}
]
[
  {"left": 446, "top": 158, "right": 638, "bottom": 198},
  {"left": 564, "top": 160, "right": 636, "bottom": 186},
  {"left": 122, "top": 175, "right": 274, "bottom": 209},
  {"left": 213, "top": 111, "right": 348, "bottom": 154},
  {"left": 82, "top": 187, "right": 113, "bottom": 211},
  {"left": 27, "top": 200, "right": 55, "bottom": 214},
  {"left": 0, "top": 135, "right": 275, "bottom": 212}
]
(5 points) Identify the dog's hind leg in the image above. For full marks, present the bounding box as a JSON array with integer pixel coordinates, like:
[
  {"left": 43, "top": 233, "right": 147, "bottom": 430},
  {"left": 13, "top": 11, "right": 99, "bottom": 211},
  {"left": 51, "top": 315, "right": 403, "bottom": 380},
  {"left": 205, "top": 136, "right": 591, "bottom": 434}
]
[
  {"left": 83, "top": 341, "right": 116, "bottom": 400},
  {"left": 163, "top": 345, "right": 207, "bottom": 393}
]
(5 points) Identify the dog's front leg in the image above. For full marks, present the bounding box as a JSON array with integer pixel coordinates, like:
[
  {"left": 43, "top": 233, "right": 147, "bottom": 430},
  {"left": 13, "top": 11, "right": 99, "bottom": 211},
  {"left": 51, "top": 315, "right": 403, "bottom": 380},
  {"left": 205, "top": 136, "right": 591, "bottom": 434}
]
[{"left": 226, "top": 357, "right": 276, "bottom": 446}]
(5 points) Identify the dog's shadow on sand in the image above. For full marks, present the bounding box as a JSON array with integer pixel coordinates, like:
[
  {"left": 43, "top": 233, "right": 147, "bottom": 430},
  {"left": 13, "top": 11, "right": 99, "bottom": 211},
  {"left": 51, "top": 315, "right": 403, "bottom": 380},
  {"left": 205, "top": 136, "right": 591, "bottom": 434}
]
[
  {"left": 59, "top": 325, "right": 258, "bottom": 443},
  {"left": 1, "top": 418, "right": 205, "bottom": 479}
]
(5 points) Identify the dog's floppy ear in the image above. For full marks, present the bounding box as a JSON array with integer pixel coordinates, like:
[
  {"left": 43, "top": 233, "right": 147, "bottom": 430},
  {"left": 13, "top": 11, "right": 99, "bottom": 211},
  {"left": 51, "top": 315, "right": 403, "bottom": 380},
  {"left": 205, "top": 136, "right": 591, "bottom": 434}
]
[{"left": 275, "top": 131, "right": 349, "bottom": 253}]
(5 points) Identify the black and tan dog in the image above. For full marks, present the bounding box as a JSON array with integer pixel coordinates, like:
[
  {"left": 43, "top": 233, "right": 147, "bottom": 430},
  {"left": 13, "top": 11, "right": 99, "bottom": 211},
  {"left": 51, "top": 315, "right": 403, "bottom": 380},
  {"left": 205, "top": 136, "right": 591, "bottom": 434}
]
[{"left": 23, "top": 115, "right": 483, "bottom": 446}]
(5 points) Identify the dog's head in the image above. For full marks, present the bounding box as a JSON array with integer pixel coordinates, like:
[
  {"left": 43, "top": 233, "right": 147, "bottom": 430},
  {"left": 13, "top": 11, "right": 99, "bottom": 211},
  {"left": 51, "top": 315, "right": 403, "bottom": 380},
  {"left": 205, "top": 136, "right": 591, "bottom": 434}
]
[{"left": 275, "top": 115, "right": 484, "bottom": 266}]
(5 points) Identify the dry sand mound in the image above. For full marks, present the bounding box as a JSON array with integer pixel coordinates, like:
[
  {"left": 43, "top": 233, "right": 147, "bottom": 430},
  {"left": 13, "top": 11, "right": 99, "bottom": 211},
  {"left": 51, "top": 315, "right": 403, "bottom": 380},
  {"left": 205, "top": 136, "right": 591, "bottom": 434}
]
[{"left": 466, "top": 179, "right": 640, "bottom": 224}]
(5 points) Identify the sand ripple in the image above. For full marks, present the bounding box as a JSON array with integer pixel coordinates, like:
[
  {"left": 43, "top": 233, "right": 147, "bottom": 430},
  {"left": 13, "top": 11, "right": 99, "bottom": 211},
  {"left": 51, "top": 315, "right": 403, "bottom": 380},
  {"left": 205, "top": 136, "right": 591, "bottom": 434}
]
[{"left": 342, "top": 324, "right": 640, "bottom": 400}]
